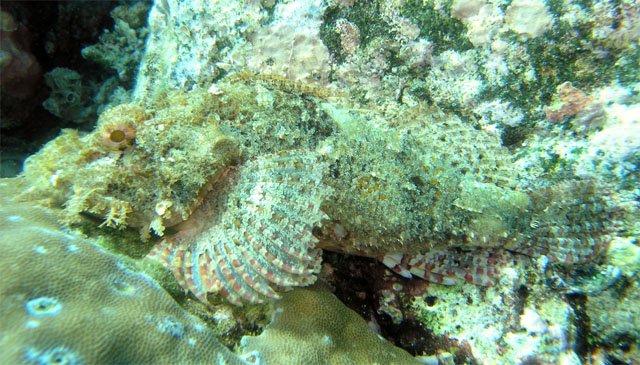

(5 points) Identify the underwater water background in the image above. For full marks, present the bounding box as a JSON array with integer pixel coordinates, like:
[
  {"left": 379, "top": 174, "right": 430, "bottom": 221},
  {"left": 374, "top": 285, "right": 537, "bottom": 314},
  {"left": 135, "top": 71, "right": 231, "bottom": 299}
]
[{"left": 1, "top": 0, "right": 639, "bottom": 364}]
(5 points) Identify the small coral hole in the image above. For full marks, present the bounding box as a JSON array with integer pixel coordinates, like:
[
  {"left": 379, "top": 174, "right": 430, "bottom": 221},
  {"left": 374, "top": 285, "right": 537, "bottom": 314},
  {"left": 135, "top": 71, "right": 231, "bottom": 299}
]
[{"left": 102, "top": 124, "right": 136, "bottom": 150}]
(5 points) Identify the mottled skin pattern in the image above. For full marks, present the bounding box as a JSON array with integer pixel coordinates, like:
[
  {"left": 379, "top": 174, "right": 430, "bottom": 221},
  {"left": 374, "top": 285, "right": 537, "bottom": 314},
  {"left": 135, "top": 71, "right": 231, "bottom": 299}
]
[
  {"left": 148, "top": 78, "right": 624, "bottom": 303},
  {"left": 21, "top": 76, "right": 625, "bottom": 306},
  {"left": 318, "top": 178, "right": 621, "bottom": 287}
]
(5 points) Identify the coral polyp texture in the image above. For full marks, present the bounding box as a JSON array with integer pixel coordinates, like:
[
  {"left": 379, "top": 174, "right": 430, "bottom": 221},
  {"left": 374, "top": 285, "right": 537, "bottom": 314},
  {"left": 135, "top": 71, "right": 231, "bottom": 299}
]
[
  {"left": 147, "top": 150, "right": 332, "bottom": 305},
  {"left": 238, "top": 284, "right": 419, "bottom": 364},
  {"left": 0, "top": 179, "right": 242, "bottom": 364}
]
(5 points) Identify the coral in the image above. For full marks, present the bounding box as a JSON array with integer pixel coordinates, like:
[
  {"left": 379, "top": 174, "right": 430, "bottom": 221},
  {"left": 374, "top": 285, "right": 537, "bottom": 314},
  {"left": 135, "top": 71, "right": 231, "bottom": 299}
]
[
  {"left": 0, "top": 177, "right": 422, "bottom": 363},
  {"left": 579, "top": 102, "right": 640, "bottom": 170},
  {"left": 238, "top": 284, "right": 419, "bottom": 364},
  {"left": 590, "top": 0, "right": 640, "bottom": 49},
  {"left": 134, "top": 0, "right": 267, "bottom": 95},
  {"left": 399, "top": 38, "right": 433, "bottom": 70},
  {"left": 605, "top": 237, "right": 640, "bottom": 279},
  {"left": 515, "top": 83, "right": 640, "bottom": 184},
  {"left": 334, "top": 18, "right": 360, "bottom": 55},
  {"left": 81, "top": 2, "right": 150, "bottom": 84},
  {"left": 402, "top": 257, "right": 589, "bottom": 363},
  {"left": 147, "top": 150, "right": 332, "bottom": 306},
  {"left": 424, "top": 50, "right": 484, "bottom": 108},
  {"left": 42, "top": 67, "right": 95, "bottom": 124},
  {"left": 0, "top": 178, "right": 243, "bottom": 364},
  {"left": 245, "top": 0, "right": 331, "bottom": 86},
  {"left": 380, "top": 0, "right": 420, "bottom": 44},
  {"left": 330, "top": 0, "right": 354, "bottom": 8},
  {"left": 544, "top": 82, "right": 605, "bottom": 132},
  {"left": 474, "top": 100, "right": 525, "bottom": 128},
  {"left": 504, "top": 0, "right": 554, "bottom": 39},
  {"left": 585, "top": 259, "right": 640, "bottom": 353},
  {"left": 450, "top": 0, "right": 502, "bottom": 47},
  {"left": 322, "top": 247, "right": 603, "bottom": 363},
  {"left": 319, "top": 252, "right": 476, "bottom": 361}
]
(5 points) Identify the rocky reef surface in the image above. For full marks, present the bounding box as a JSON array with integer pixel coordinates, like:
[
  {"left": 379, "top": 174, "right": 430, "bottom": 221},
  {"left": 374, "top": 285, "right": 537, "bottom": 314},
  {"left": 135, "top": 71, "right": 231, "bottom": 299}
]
[{"left": 1, "top": 0, "right": 639, "bottom": 363}]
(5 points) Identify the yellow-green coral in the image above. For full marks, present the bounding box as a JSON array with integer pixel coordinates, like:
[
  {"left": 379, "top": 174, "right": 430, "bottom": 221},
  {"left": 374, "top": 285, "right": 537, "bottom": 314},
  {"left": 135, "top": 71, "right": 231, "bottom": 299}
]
[{"left": 239, "top": 284, "right": 420, "bottom": 364}]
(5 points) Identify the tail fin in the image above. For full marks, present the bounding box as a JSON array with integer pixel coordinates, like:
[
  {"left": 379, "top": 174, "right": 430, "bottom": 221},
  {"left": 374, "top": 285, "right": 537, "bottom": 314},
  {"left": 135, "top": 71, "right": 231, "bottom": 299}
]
[
  {"left": 381, "top": 180, "right": 626, "bottom": 286},
  {"left": 508, "top": 180, "right": 624, "bottom": 265}
]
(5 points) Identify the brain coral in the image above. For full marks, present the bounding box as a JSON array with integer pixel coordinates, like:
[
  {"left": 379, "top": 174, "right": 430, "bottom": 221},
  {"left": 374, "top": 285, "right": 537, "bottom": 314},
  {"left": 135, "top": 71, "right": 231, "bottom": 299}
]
[
  {"left": 0, "top": 178, "right": 242, "bottom": 364},
  {"left": 238, "top": 284, "right": 420, "bottom": 365}
]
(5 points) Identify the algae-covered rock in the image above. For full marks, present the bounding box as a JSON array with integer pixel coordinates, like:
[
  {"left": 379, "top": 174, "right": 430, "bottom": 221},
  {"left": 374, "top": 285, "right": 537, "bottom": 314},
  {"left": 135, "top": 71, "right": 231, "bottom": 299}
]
[
  {"left": 81, "top": 2, "right": 150, "bottom": 84},
  {"left": 42, "top": 67, "right": 95, "bottom": 125},
  {"left": 586, "top": 279, "right": 640, "bottom": 345},
  {"left": 584, "top": 237, "right": 640, "bottom": 348},
  {"left": 239, "top": 284, "right": 420, "bottom": 364}
]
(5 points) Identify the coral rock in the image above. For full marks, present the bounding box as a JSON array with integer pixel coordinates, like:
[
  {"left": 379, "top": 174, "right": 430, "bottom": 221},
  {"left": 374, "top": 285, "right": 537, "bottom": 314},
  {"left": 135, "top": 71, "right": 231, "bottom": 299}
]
[{"left": 238, "top": 284, "right": 420, "bottom": 364}]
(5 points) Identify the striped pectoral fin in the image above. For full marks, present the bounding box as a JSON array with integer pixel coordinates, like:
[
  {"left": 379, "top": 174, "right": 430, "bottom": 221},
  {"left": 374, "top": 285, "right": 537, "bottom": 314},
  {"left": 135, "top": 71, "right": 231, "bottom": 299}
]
[
  {"left": 381, "top": 248, "right": 516, "bottom": 286},
  {"left": 380, "top": 254, "right": 413, "bottom": 279},
  {"left": 143, "top": 150, "right": 333, "bottom": 307}
]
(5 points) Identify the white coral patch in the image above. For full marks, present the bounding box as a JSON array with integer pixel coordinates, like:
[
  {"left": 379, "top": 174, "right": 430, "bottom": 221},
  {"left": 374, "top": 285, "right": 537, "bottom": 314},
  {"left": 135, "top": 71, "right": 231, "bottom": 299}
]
[{"left": 505, "top": 0, "right": 554, "bottom": 38}]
